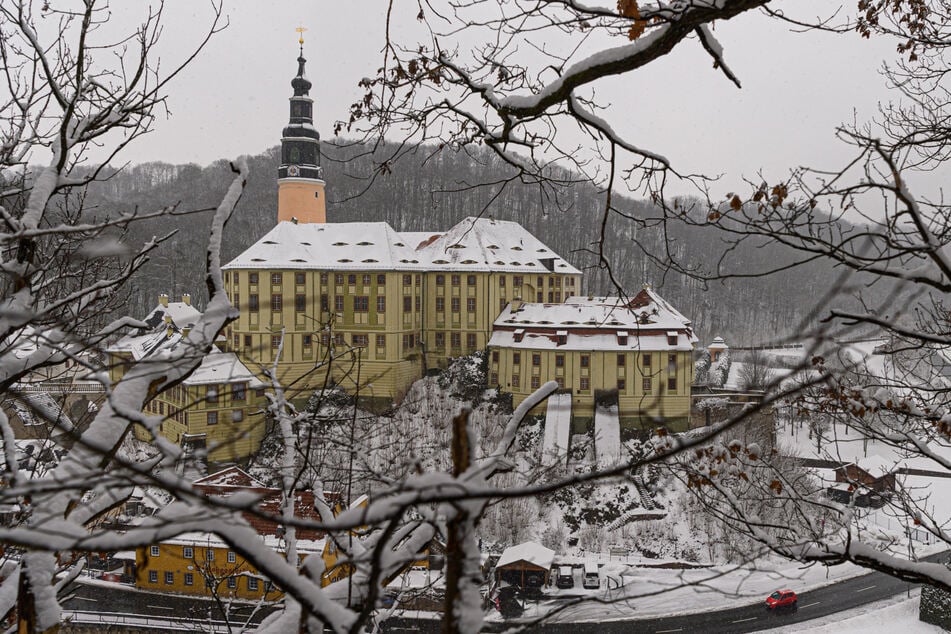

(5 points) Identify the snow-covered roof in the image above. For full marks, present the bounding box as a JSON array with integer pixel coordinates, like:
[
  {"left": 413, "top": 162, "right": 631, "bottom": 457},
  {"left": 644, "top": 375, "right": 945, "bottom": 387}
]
[
  {"left": 3, "top": 393, "right": 73, "bottom": 428},
  {"left": 496, "top": 541, "right": 556, "bottom": 570},
  {"left": 489, "top": 288, "right": 697, "bottom": 352},
  {"left": 420, "top": 217, "right": 580, "bottom": 274},
  {"left": 184, "top": 350, "right": 265, "bottom": 388},
  {"left": 222, "top": 217, "right": 580, "bottom": 274},
  {"left": 844, "top": 455, "right": 901, "bottom": 475},
  {"left": 194, "top": 466, "right": 266, "bottom": 488},
  {"left": 106, "top": 300, "right": 200, "bottom": 358},
  {"left": 161, "top": 531, "right": 326, "bottom": 555}
]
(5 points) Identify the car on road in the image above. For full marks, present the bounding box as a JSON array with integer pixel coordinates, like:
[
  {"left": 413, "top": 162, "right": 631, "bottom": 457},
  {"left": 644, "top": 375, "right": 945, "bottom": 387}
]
[
  {"left": 765, "top": 589, "right": 798, "bottom": 610},
  {"left": 582, "top": 562, "right": 599, "bottom": 590}
]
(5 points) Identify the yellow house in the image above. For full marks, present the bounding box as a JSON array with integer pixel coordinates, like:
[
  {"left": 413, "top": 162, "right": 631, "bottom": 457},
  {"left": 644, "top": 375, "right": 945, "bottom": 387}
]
[
  {"left": 106, "top": 295, "right": 268, "bottom": 464},
  {"left": 487, "top": 288, "right": 697, "bottom": 432},
  {"left": 135, "top": 531, "right": 329, "bottom": 600}
]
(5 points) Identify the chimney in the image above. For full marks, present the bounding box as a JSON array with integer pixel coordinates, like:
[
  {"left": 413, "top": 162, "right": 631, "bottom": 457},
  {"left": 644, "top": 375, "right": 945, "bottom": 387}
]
[
  {"left": 158, "top": 293, "right": 169, "bottom": 307},
  {"left": 510, "top": 298, "right": 523, "bottom": 313},
  {"left": 182, "top": 293, "right": 191, "bottom": 306},
  {"left": 182, "top": 326, "right": 191, "bottom": 338}
]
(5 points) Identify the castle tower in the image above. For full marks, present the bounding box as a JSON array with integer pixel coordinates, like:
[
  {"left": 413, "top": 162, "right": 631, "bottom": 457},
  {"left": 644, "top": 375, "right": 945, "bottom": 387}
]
[{"left": 277, "top": 42, "right": 326, "bottom": 224}]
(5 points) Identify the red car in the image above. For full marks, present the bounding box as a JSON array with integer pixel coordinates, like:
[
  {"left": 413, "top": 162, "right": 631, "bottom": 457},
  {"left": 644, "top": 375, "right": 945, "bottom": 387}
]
[{"left": 765, "top": 589, "right": 798, "bottom": 610}]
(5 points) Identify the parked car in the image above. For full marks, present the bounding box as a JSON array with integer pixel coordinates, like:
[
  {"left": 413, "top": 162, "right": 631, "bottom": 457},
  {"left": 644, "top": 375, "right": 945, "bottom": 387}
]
[
  {"left": 765, "top": 589, "right": 798, "bottom": 610},
  {"left": 555, "top": 566, "right": 574, "bottom": 589},
  {"left": 582, "top": 562, "right": 599, "bottom": 590}
]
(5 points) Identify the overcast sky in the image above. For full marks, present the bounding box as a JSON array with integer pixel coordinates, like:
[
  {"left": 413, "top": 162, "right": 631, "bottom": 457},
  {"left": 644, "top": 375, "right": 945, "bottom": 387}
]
[{"left": 91, "top": 2, "right": 923, "bottom": 200}]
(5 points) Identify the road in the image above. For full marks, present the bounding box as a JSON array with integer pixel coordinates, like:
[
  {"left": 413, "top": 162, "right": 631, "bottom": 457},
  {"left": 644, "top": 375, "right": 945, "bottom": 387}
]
[
  {"left": 63, "top": 553, "right": 943, "bottom": 633},
  {"left": 62, "top": 578, "right": 278, "bottom": 627}
]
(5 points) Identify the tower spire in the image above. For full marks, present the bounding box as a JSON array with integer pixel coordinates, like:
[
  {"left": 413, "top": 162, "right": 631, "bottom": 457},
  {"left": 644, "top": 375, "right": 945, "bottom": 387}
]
[{"left": 277, "top": 32, "right": 326, "bottom": 224}]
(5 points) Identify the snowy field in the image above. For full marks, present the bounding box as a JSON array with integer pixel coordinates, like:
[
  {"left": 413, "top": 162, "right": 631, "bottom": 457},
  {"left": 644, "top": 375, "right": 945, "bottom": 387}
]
[{"left": 764, "top": 591, "right": 943, "bottom": 633}]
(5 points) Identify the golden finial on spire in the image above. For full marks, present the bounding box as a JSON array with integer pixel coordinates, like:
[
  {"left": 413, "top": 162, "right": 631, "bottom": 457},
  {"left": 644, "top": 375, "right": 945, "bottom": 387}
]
[{"left": 296, "top": 26, "right": 307, "bottom": 46}]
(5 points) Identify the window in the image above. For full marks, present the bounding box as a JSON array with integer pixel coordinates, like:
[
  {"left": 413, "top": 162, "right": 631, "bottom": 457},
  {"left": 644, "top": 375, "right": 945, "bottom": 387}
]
[
  {"left": 320, "top": 333, "right": 330, "bottom": 346},
  {"left": 376, "top": 296, "right": 386, "bottom": 312},
  {"left": 334, "top": 333, "right": 344, "bottom": 345},
  {"left": 617, "top": 354, "right": 626, "bottom": 366},
  {"left": 492, "top": 351, "right": 499, "bottom": 363},
  {"left": 668, "top": 354, "right": 677, "bottom": 372},
  {"left": 435, "top": 332, "right": 445, "bottom": 348},
  {"left": 295, "top": 272, "right": 305, "bottom": 285},
  {"left": 353, "top": 296, "right": 369, "bottom": 312},
  {"left": 514, "top": 276, "right": 523, "bottom": 287},
  {"left": 555, "top": 277, "right": 562, "bottom": 287},
  {"left": 513, "top": 352, "right": 521, "bottom": 365},
  {"left": 580, "top": 377, "right": 590, "bottom": 391},
  {"left": 555, "top": 355, "right": 564, "bottom": 367},
  {"left": 500, "top": 298, "right": 507, "bottom": 312},
  {"left": 334, "top": 295, "right": 344, "bottom": 311},
  {"left": 490, "top": 372, "right": 498, "bottom": 385},
  {"left": 362, "top": 274, "right": 371, "bottom": 285},
  {"left": 233, "top": 294, "right": 239, "bottom": 310},
  {"left": 548, "top": 292, "right": 554, "bottom": 303},
  {"left": 249, "top": 294, "right": 259, "bottom": 311},
  {"left": 243, "top": 334, "right": 252, "bottom": 348},
  {"left": 415, "top": 296, "right": 421, "bottom": 311},
  {"left": 320, "top": 294, "right": 329, "bottom": 311},
  {"left": 499, "top": 276, "right": 506, "bottom": 287},
  {"left": 248, "top": 578, "right": 259, "bottom": 591},
  {"left": 272, "top": 335, "right": 282, "bottom": 349},
  {"left": 232, "top": 384, "right": 246, "bottom": 401},
  {"left": 451, "top": 297, "right": 460, "bottom": 313},
  {"left": 467, "top": 298, "right": 476, "bottom": 313},
  {"left": 556, "top": 376, "right": 564, "bottom": 388},
  {"left": 467, "top": 333, "right": 477, "bottom": 350},
  {"left": 537, "top": 276, "right": 544, "bottom": 287},
  {"left": 532, "top": 354, "right": 541, "bottom": 366},
  {"left": 303, "top": 334, "right": 312, "bottom": 346},
  {"left": 403, "top": 274, "right": 412, "bottom": 286},
  {"left": 227, "top": 551, "right": 236, "bottom": 564},
  {"left": 233, "top": 333, "right": 239, "bottom": 347},
  {"left": 184, "top": 573, "right": 194, "bottom": 586},
  {"left": 436, "top": 274, "right": 445, "bottom": 286},
  {"left": 403, "top": 296, "right": 412, "bottom": 312},
  {"left": 353, "top": 334, "right": 369, "bottom": 347},
  {"left": 207, "top": 411, "right": 218, "bottom": 425},
  {"left": 148, "top": 570, "right": 158, "bottom": 583},
  {"left": 348, "top": 274, "right": 356, "bottom": 284},
  {"left": 150, "top": 545, "right": 160, "bottom": 557},
  {"left": 335, "top": 273, "right": 344, "bottom": 285},
  {"left": 206, "top": 549, "right": 215, "bottom": 561},
  {"left": 512, "top": 375, "right": 520, "bottom": 387},
  {"left": 403, "top": 334, "right": 415, "bottom": 349},
  {"left": 377, "top": 274, "right": 386, "bottom": 285},
  {"left": 643, "top": 377, "right": 652, "bottom": 393},
  {"left": 271, "top": 273, "right": 282, "bottom": 285},
  {"left": 568, "top": 277, "right": 575, "bottom": 286},
  {"left": 537, "top": 292, "right": 543, "bottom": 302},
  {"left": 227, "top": 577, "right": 237, "bottom": 589},
  {"left": 531, "top": 376, "right": 540, "bottom": 389},
  {"left": 249, "top": 272, "right": 258, "bottom": 285},
  {"left": 580, "top": 355, "right": 589, "bottom": 368},
  {"left": 271, "top": 294, "right": 282, "bottom": 311},
  {"left": 416, "top": 274, "right": 421, "bottom": 285},
  {"left": 451, "top": 333, "right": 461, "bottom": 348},
  {"left": 618, "top": 379, "right": 626, "bottom": 391},
  {"left": 206, "top": 386, "right": 218, "bottom": 404},
  {"left": 436, "top": 297, "right": 445, "bottom": 312},
  {"left": 320, "top": 273, "right": 328, "bottom": 284},
  {"left": 643, "top": 354, "right": 652, "bottom": 368},
  {"left": 165, "top": 571, "right": 174, "bottom": 585},
  {"left": 554, "top": 292, "right": 561, "bottom": 303},
  {"left": 183, "top": 546, "right": 194, "bottom": 559},
  {"left": 232, "top": 409, "right": 244, "bottom": 423},
  {"left": 451, "top": 274, "right": 461, "bottom": 286},
  {"left": 467, "top": 275, "right": 476, "bottom": 286},
  {"left": 295, "top": 294, "right": 306, "bottom": 312},
  {"left": 376, "top": 334, "right": 386, "bottom": 347}
]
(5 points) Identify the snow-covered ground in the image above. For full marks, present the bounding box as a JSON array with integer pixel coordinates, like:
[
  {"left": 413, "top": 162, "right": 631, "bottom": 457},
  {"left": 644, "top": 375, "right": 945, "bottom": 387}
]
[{"left": 764, "top": 590, "right": 943, "bottom": 633}]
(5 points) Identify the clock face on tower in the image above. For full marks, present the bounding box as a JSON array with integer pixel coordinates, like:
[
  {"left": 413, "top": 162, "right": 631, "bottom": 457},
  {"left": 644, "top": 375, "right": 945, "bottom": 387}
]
[{"left": 287, "top": 165, "right": 300, "bottom": 177}]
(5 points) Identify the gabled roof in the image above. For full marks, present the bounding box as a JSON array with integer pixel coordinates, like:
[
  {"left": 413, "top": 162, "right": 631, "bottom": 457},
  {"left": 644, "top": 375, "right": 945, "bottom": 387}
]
[
  {"left": 184, "top": 350, "right": 265, "bottom": 388},
  {"left": 194, "top": 465, "right": 266, "bottom": 488},
  {"left": 496, "top": 541, "right": 555, "bottom": 570}
]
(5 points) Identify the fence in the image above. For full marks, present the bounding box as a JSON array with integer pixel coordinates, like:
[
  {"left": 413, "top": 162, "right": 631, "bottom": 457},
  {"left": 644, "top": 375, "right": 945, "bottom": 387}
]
[{"left": 64, "top": 610, "right": 242, "bottom": 632}]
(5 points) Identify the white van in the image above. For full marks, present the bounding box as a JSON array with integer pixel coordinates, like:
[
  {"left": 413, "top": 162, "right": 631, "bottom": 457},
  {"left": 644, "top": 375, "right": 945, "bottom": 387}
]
[{"left": 583, "top": 562, "right": 599, "bottom": 589}]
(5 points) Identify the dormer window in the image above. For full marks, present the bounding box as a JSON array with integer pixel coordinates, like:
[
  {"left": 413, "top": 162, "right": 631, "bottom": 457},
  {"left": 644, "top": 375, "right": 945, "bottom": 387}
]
[
  {"left": 617, "top": 331, "right": 628, "bottom": 346},
  {"left": 667, "top": 331, "right": 678, "bottom": 346},
  {"left": 513, "top": 328, "right": 525, "bottom": 343},
  {"left": 639, "top": 311, "right": 650, "bottom": 324},
  {"left": 556, "top": 330, "right": 567, "bottom": 346}
]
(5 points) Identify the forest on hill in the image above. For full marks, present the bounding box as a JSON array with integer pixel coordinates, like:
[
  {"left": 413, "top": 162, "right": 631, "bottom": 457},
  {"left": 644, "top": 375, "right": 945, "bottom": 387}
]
[{"left": 81, "top": 141, "right": 873, "bottom": 345}]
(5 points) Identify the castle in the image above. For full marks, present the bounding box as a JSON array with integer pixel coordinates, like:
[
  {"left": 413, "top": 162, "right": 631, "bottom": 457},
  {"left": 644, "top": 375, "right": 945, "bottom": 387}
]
[{"left": 110, "top": 49, "right": 695, "bottom": 463}]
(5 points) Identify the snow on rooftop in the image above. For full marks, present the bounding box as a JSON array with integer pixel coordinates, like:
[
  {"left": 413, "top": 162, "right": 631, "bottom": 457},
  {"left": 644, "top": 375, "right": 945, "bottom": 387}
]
[
  {"left": 222, "top": 217, "right": 580, "bottom": 274},
  {"left": 495, "top": 541, "right": 556, "bottom": 570},
  {"left": 185, "top": 350, "right": 265, "bottom": 387},
  {"left": 161, "top": 530, "right": 326, "bottom": 555}
]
